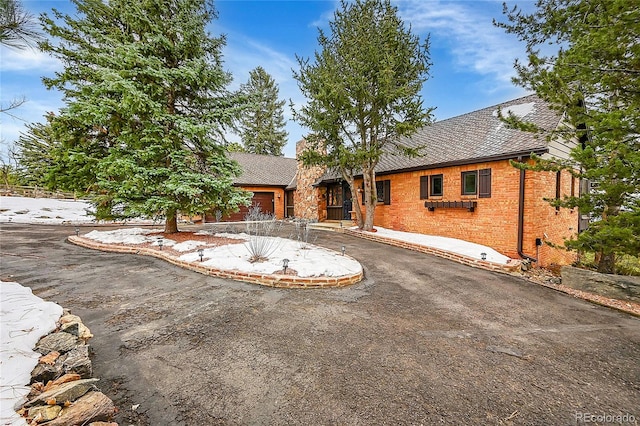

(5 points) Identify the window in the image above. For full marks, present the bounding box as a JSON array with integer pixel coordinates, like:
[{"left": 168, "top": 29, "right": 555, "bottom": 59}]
[
  {"left": 430, "top": 174, "right": 443, "bottom": 197},
  {"left": 461, "top": 171, "right": 477, "bottom": 195},
  {"left": 376, "top": 180, "right": 391, "bottom": 205},
  {"left": 478, "top": 168, "right": 491, "bottom": 198},
  {"left": 420, "top": 176, "right": 429, "bottom": 199},
  {"left": 327, "top": 184, "right": 342, "bottom": 207}
]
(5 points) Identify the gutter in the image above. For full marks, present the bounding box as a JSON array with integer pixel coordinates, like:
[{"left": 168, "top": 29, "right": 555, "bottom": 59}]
[{"left": 517, "top": 167, "right": 538, "bottom": 263}]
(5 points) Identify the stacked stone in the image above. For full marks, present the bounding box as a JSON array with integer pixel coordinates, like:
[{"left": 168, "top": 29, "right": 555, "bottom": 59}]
[{"left": 15, "top": 310, "right": 118, "bottom": 425}]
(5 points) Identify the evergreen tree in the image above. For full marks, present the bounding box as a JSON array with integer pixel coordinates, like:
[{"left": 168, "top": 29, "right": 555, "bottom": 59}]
[
  {"left": 1, "top": 0, "right": 41, "bottom": 114},
  {"left": 0, "top": 0, "right": 40, "bottom": 49},
  {"left": 293, "top": 0, "right": 433, "bottom": 231},
  {"left": 239, "top": 66, "right": 288, "bottom": 156},
  {"left": 39, "top": 0, "right": 250, "bottom": 233},
  {"left": 14, "top": 114, "right": 58, "bottom": 186},
  {"left": 496, "top": 0, "right": 640, "bottom": 273}
]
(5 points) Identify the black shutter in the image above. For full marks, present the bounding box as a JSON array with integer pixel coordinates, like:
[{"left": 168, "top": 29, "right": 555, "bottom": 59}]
[
  {"left": 555, "top": 170, "right": 561, "bottom": 211},
  {"left": 420, "top": 176, "right": 429, "bottom": 199},
  {"left": 479, "top": 168, "right": 491, "bottom": 198},
  {"left": 383, "top": 180, "right": 391, "bottom": 205}
]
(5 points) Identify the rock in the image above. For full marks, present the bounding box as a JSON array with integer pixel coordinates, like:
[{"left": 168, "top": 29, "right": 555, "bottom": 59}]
[
  {"left": 42, "top": 391, "right": 116, "bottom": 426},
  {"left": 25, "top": 378, "right": 99, "bottom": 408},
  {"left": 39, "top": 351, "right": 60, "bottom": 366},
  {"left": 59, "top": 313, "right": 83, "bottom": 324},
  {"left": 61, "top": 321, "right": 93, "bottom": 342},
  {"left": 561, "top": 266, "right": 640, "bottom": 302},
  {"left": 35, "top": 332, "right": 79, "bottom": 355},
  {"left": 43, "top": 373, "right": 81, "bottom": 391},
  {"left": 31, "top": 362, "right": 62, "bottom": 385},
  {"left": 62, "top": 345, "right": 92, "bottom": 378},
  {"left": 27, "top": 404, "right": 62, "bottom": 422}
]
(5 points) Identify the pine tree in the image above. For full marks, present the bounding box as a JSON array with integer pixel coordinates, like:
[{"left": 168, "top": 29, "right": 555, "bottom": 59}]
[
  {"left": 14, "top": 114, "right": 58, "bottom": 186},
  {"left": 496, "top": 0, "right": 640, "bottom": 273},
  {"left": 0, "top": 0, "right": 41, "bottom": 49},
  {"left": 239, "top": 66, "right": 288, "bottom": 156},
  {"left": 39, "top": 0, "right": 250, "bottom": 233},
  {"left": 293, "top": 0, "right": 433, "bottom": 231},
  {"left": 1, "top": 0, "right": 41, "bottom": 114}
]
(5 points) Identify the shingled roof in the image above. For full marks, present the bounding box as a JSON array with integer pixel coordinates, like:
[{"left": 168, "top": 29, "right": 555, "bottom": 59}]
[
  {"left": 228, "top": 152, "right": 297, "bottom": 187},
  {"left": 316, "top": 94, "right": 561, "bottom": 183}
]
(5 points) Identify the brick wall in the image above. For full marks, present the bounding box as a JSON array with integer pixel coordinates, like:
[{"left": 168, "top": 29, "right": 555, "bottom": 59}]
[{"left": 350, "top": 159, "right": 578, "bottom": 267}]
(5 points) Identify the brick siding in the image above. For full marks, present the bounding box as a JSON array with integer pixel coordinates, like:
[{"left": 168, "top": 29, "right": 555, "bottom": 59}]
[{"left": 348, "top": 159, "right": 578, "bottom": 268}]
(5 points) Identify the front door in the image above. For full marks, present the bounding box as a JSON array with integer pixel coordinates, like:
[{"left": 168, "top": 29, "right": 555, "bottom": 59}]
[{"left": 326, "top": 182, "right": 352, "bottom": 220}]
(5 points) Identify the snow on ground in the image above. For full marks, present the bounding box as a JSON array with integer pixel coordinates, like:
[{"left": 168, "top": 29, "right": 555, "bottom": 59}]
[
  {"left": 0, "top": 196, "right": 95, "bottom": 224},
  {"left": 81, "top": 228, "right": 362, "bottom": 277},
  {"left": 0, "top": 196, "right": 156, "bottom": 225},
  {"left": 0, "top": 282, "right": 63, "bottom": 426},
  {"left": 84, "top": 228, "right": 158, "bottom": 245},
  {"left": 371, "top": 226, "right": 511, "bottom": 265},
  {"left": 182, "top": 236, "right": 362, "bottom": 277}
]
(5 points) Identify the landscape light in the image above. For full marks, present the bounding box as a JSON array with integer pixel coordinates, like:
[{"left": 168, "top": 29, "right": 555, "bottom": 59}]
[
  {"left": 198, "top": 248, "right": 204, "bottom": 262},
  {"left": 282, "top": 258, "right": 289, "bottom": 274},
  {"left": 341, "top": 245, "right": 346, "bottom": 256},
  {"left": 481, "top": 252, "right": 487, "bottom": 260},
  {"left": 157, "top": 237, "right": 163, "bottom": 250},
  {"left": 75, "top": 227, "right": 79, "bottom": 236}
]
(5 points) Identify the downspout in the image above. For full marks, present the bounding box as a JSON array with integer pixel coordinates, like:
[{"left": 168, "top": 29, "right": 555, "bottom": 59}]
[{"left": 517, "top": 165, "right": 538, "bottom": 263}]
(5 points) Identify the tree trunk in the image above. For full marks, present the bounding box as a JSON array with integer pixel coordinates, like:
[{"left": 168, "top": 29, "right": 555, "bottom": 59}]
[
  {"left": 343, "top": 172, "right": 364, "bottom": 229},
  {"left": 362, "top": 167, "right": 376, "bottom": 231},
  {"left": 165, "top": 209, "right": 179, "bottom": 234},
  {"left": 596, "top": 251, "right": 616, "bottom": 274}
]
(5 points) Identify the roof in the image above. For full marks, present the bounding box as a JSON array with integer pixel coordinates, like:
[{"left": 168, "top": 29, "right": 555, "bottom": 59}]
[
  {"left": 317, "top": 94, "right": 561, "bottom": 183},
  {"left": 228, "top": 152, "right": 297, "bottom": 188}
]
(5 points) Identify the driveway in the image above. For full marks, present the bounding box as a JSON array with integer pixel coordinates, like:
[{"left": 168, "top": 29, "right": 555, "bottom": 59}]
[{"left": 1, "top": 223, "right": 638, "bottom": 425}]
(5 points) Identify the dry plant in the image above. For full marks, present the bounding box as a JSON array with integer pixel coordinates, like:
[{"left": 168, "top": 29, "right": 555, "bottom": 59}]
[{"left": 244, "top": 205, "right": 282, "bottom": 262}]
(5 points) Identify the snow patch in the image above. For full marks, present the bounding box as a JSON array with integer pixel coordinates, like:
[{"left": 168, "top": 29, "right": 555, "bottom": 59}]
[
  {"left": 360, "top": 226, "right": 511, "bottom": 264},
  {"left": 492, "top": 102, "right": 536, "bottom": 119},
  {"left": 1, "top": 282, "right": 63, "bottom": 426},
  {"left": 84, "top": 228, "right": 161, "bottom": 245}
]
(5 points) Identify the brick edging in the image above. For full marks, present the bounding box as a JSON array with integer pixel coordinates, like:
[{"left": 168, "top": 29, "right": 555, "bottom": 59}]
[
  {"left": 68, "top": 236, "right": 363, "bottom": 289},
  {"left": 342, "top": 229, "right": 521, "bottom": 273}
]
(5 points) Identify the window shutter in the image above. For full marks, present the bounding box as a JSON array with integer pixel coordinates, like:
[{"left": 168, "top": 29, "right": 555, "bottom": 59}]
[
  {"left": 479, "top": 168, "right": 491, "bottom": 198},
  {"left": 555, "top": 170, "right": 561, "bottom": 211},
  {"left": 383, "top": 180, "right": 391, "bottom": 205},
  {"left": 420, "top": 176, "right": 429, "bottom": 199}
]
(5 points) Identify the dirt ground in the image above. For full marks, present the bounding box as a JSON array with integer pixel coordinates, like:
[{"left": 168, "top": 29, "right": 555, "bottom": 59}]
[{"left": 1, "top": 223, "right": 639, "bottom": 425}]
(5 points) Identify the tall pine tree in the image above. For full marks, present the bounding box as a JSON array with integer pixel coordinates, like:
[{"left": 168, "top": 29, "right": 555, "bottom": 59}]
[
  {"left": 496, "top": 0, "right": 640, "bottom": 273},
  {"left": 239, "top": 66, "right": 288, "bottom": 156},
  {"left": 294, "top": 0, "right": 432, "bottom": 231},
  {"left": 39, "top": 0, "right": 250, "bottom": 233}
]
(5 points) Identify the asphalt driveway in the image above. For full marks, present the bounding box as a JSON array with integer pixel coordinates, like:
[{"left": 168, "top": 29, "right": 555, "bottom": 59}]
[{"left": 1, "top": 223, "right": 638, "bottom": 425}]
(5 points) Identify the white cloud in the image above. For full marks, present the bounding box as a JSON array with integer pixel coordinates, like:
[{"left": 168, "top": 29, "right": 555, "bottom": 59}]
[
  {"left": 0, "top": 45, "right": 61, "bottom": 73},
  {"left": 396, "top": 0, "right": 527, "bottom": 86}
]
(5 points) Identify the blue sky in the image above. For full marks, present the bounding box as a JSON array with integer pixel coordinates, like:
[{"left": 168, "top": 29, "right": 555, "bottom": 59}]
[{"left": 0, "top": 0, "right": 534, "bottom": 160}]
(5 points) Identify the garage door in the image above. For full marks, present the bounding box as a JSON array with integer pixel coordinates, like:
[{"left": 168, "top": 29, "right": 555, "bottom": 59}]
[{"left": 206, "top": 192, "right": 274, "bottom": 222}]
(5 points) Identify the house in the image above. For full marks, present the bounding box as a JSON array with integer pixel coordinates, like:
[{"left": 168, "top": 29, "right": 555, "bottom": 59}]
[
  {"left": 205, "top": 152, "right": 297, "bottom": 222},
  {"left": 293, "top": 95, "right": 581, "bottom": 268},
  {"left": 220, "top": 95, "right": 579, "bottom": 268}
]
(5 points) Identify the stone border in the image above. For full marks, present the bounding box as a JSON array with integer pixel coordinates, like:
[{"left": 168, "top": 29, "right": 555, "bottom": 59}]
[
  {"left": 342, "top": 228, "right": 521, "bottom": 273},
  {"left": 68, "top": 236, "right": 363, "bottom": 289}
]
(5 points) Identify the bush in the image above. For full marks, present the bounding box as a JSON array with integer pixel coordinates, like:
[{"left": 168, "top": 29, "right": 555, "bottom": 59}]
[{"left": 244, "top": 205, "right": 282, "bottom": 263}]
